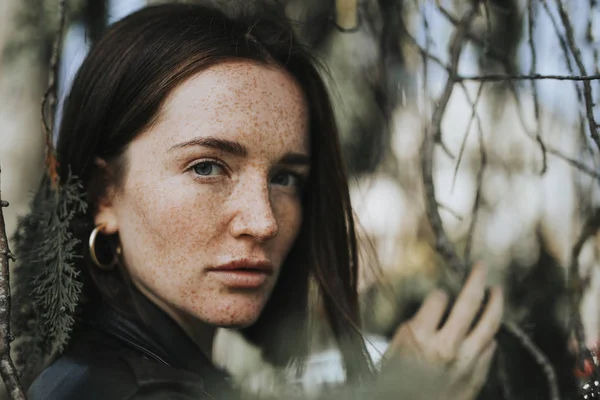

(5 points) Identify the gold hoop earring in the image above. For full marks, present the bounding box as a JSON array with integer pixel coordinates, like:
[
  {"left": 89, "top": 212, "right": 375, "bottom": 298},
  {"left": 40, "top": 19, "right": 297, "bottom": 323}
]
[{"left": 89, "top": 224, "right": 120, "bottom": 270}]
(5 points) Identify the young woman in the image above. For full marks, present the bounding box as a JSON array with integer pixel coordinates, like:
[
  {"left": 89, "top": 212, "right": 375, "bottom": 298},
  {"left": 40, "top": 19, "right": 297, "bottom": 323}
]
[{"left": 13, "top": 3, "right": 503, "bottom": 399}]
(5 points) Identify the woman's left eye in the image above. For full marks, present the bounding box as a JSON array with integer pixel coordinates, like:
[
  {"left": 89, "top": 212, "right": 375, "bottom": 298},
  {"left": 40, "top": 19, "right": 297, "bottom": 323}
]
[{"left": 271, "top": 172, "right": 302, "bottom": 188}]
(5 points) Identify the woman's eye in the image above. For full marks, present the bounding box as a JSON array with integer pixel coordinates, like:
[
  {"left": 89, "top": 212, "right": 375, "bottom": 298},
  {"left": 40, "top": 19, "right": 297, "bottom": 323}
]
[
  {"left": 192, "top": 161, "right": 224, "bottom": 176},
  {"left": 271, "top": 172, "right": 301, "bottom": 187}
]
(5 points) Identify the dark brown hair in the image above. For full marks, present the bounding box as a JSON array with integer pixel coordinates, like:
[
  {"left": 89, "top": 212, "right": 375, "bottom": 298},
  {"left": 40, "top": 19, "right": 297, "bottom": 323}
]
[{"left": 56, "top": 3, "right": 373, "bottom": 380}]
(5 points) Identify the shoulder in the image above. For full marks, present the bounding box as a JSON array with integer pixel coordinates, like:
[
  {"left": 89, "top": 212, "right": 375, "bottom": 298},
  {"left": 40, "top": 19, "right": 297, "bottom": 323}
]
[{"left": 27, "top": 329, "right": 213, "bottom": 400}]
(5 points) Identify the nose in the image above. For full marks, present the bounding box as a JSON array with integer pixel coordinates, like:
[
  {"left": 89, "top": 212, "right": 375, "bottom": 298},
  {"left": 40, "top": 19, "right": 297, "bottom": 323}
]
[{"left": 229, "top": 183, "right": 278, "bottom": 242}]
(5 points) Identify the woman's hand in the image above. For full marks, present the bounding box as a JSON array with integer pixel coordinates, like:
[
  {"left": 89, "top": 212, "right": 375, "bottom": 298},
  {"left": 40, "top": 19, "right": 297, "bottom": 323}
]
[{"left": 380, "top": 264, "right": 504, "bottom": 400}]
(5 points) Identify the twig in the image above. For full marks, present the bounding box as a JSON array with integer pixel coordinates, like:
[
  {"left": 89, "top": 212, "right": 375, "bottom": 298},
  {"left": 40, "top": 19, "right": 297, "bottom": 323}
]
[
  {"left": 0, "top": 168, "right": 26, "bottom": 400},
  {"left": 461, "top": 0, "right": 491, "bottom": 265},
  {"left": 527, "top": 0, "right": 548, "bottom": 174},
  {"left": 437, "top": 5, "right": 518, "bottom": 74},
  {"left": 421, "top": 1, "right": 478, "bottom": 279},
  {"left": 408, "top": 1, "right": 455, "bottom": 160},
  {"left": 589, "top": 0, "right": 600, "bottom": 77},
  {"left": 460, "top": 0, "right": 490, "bottom": 262},
  {"left": 41, "top": 0, "right": 67, "bottom": 188},
  {"left": 464, "top": 115, "right": 486, "bottom": 265},
  {"left": 458, "top": 72, "right": 600, "bottom": 82},
  {"left": 450, "top": 84, "right": 486, "bottom": 195},
  {"left": 555, "top": 0, "right": 600, "bottom": 154},
  {"left": 403, "top": 26, "right": 600, "bottom": 85},
  {"left": 496, "top": 73, "right": 600, "bottom": 182},
  {"left": 539, "top": 0, "right": 590, "bottom": 162},
  {"left": 544, "top": 147, "right": 600, "bottom": 180},
  {"left": 502, "top": 321, "right": 560, "bottom": 400},
  {"left": 436, "top": 202, "right": 464, "bottom": 221},
  {"left": 496, "top": 347, "right": 513, "bottom": 400}
]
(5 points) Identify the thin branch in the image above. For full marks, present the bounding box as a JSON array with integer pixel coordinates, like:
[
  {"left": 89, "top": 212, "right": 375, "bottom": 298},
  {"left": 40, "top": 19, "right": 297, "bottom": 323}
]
[
  {"left": 451, "top": 0, "right": 490, "bottom": 195},
  {"left": 451, "top": 83, "right": 484, "bottom": 195},
  {"left": 464, "top": 115, "right": 486, "bottom": 265},
  {"left": 502, "top": 321, "right": 560, "bottom": 400},
  {"left": 403, "top": 27, "right": 600, "bottom": 85},
  {"left": 544, "top": 147, "right": 600, "bottom": 180},
  {"left": 414, "top": 0, "right": 454, "bottom": 159},
  {"left": 527, "top": 0, "right": 548, "bottom": 174},
  {"left": 0, "top": 168, "right": 26, "bottom": 400},
  {"left": 421, "top": 1, "right": 478, "bottom": 279},
  {"left": 458, "top": 72, "right": 600, "bottom": 82},
  {"left": 539, "top": 0, "right": 584, "bottom": 94},
  {"left": 41, "top": 0, "right": 67, "bottom": 188},
  {"left": 498, "top": 74, "right": 600, "bottom": 181},
  {"left": 555, "top": 0, "right": 600, "bottom": 154},
  {"left": 436, "top": 202, "right": 464, "bottom": 221},
  {"left": 462, "top": 0, "right": 491, "bottom": 265},
  {"left": 588, "top": 0, "right": 600, "bottom": 77},
  {"left": 539, "top": 0, "right": 591, "bottom": 165},
  {"left": 437, "top": 5, "right": 518, "bottom": 74}
]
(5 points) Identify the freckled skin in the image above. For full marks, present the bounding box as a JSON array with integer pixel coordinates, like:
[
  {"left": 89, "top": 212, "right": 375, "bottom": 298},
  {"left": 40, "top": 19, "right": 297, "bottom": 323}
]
[{"left": 95, "top": 61, "right": 309, "bottom": 354}]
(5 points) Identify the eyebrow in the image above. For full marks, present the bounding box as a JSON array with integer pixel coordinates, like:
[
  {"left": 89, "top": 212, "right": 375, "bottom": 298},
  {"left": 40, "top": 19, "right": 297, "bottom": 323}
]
[
  {"left": 169, "top": 137, "right": 248, "bottom": 156},
  {"left": 168, "top": 136, "right": 310, "bottom": 166}
]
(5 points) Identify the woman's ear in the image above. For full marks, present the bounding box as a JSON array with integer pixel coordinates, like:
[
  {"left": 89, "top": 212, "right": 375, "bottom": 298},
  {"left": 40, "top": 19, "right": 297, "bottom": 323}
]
[{"left": 93, "top": 157, "right": 119, "bottom": 235}]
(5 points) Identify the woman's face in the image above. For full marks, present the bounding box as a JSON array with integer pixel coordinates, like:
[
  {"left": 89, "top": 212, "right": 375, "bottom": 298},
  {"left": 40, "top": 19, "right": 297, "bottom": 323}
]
[{"left": 95, "top": 61, "right": 309, "bottom": 328}]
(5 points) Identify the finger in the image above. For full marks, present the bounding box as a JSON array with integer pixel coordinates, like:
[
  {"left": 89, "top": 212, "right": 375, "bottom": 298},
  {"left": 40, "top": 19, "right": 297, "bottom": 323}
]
[
  {"left": 462, "top": 286, "right": 504, "bottom": 355},
  {"left": 438, "top": 263, "right": 487, "bottom": 348},
  {"left": 410, "top": 289, "right": 449, "bottom": 336},
  {"left": 460, "top": 340, "right": 497, "bottom": 399}
]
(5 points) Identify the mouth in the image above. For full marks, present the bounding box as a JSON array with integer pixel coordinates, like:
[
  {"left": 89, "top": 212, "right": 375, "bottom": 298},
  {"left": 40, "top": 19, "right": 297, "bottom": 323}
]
[{"left": 207, "top": 259, "right": 274, "bottom": 289}]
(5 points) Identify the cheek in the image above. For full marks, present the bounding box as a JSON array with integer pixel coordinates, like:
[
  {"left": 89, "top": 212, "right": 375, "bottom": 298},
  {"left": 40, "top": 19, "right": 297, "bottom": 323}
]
[
  {"left": 273, "top": 195, "right": 303, "bottom": 253},
  {"left": 118, "top": 181, "right": 228, "bottom": 268}
]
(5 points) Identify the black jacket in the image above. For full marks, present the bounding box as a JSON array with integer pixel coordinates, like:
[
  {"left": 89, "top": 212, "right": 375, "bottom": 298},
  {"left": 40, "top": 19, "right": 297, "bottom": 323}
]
[{"left": 27, "top": 293, "right": 238, "bottom": 400}]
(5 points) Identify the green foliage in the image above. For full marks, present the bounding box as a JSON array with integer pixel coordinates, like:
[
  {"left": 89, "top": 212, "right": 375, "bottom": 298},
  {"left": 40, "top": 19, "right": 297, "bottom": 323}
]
[{"left": 11, "top": 172, "right": 87, "bottom": 383}]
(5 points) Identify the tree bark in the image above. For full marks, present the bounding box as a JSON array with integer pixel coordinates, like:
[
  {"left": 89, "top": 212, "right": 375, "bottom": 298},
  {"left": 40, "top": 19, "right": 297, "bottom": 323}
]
[{"left": 0, "top": 0, "right": 51, "bottom": 398}]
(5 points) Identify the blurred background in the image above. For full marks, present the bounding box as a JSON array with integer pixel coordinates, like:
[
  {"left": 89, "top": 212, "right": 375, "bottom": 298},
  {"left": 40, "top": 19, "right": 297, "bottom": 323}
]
[{"left": 2, "top": 0, "right": 600, "bottom": 398}]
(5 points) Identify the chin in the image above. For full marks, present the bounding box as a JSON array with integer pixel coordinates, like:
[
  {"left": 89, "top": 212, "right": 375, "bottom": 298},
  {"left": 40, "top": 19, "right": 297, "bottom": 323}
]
[
  {"left": 198, "top": 296, "right": 267, "bottom": 328},
  {"left": 211, "top": 314, "right": 261, "bottom": 329}
]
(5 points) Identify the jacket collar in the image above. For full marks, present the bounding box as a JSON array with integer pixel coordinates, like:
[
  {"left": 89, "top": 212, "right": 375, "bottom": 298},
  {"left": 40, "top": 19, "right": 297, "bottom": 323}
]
[{"left": 85, "top": 288, "right": 232, "bottom": 391}]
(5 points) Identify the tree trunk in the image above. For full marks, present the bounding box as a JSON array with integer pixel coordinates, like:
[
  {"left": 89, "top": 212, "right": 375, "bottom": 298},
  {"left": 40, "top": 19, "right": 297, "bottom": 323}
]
[{"left": 0, "top": 0, "right": 50, "bottom": 398}]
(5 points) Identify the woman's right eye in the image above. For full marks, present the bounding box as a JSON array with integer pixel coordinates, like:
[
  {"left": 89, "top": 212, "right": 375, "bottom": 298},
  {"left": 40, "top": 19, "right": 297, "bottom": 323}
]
[{"left": 191, "top": 161, "right": 225, "bottom": 177}]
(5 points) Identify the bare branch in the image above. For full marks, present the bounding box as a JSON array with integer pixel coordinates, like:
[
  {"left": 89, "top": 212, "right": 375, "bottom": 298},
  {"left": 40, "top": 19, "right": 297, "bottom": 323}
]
[
  {"left": 459, "top": 72, "right": 600, "bottom": 82},
  {"left": 41, "top": 0, "right": 67, "bottom": 188},
  {"left": 464, "top": 117, "right": 486, "bottom": 265},
  {"left": 404, "top": 3, "right": 455, "bottom": 160},
  {"left": 436, "top": 202, "right": 464, "bottom": 221},
  {"left": 527, "top": 0, "right": 548, "bottom": 174},
  {"left": 0, "top": 168, "right": 26, "bottom": 400},
  {"left": 502, "top": 321, "right": 560, "bottom": 400},
  {"left": 554, "top": 0, "right": 600, "bottom": 154},
  {"left": 421, "top": 1, "right": 478, "bottom": 279},
  {"left": 544, "top": 147, "right": 600, "bottom": 180},
  {"left": 437, "top": 5, "right": 518, "bottom": 73}
]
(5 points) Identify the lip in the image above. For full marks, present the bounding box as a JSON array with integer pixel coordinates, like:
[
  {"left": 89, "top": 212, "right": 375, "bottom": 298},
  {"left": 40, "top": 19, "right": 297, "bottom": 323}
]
[{"left": 207, "top": 259, "right": 274, "bottom": 289}]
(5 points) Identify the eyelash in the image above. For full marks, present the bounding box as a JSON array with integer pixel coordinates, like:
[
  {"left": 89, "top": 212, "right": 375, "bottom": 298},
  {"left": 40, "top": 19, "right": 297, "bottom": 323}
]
[
  {"left": 187, "top": 159, "right": 306, "bottom": 189},
  {"left": 187, "top": 159, "right": 228, "bottom": 179}
]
